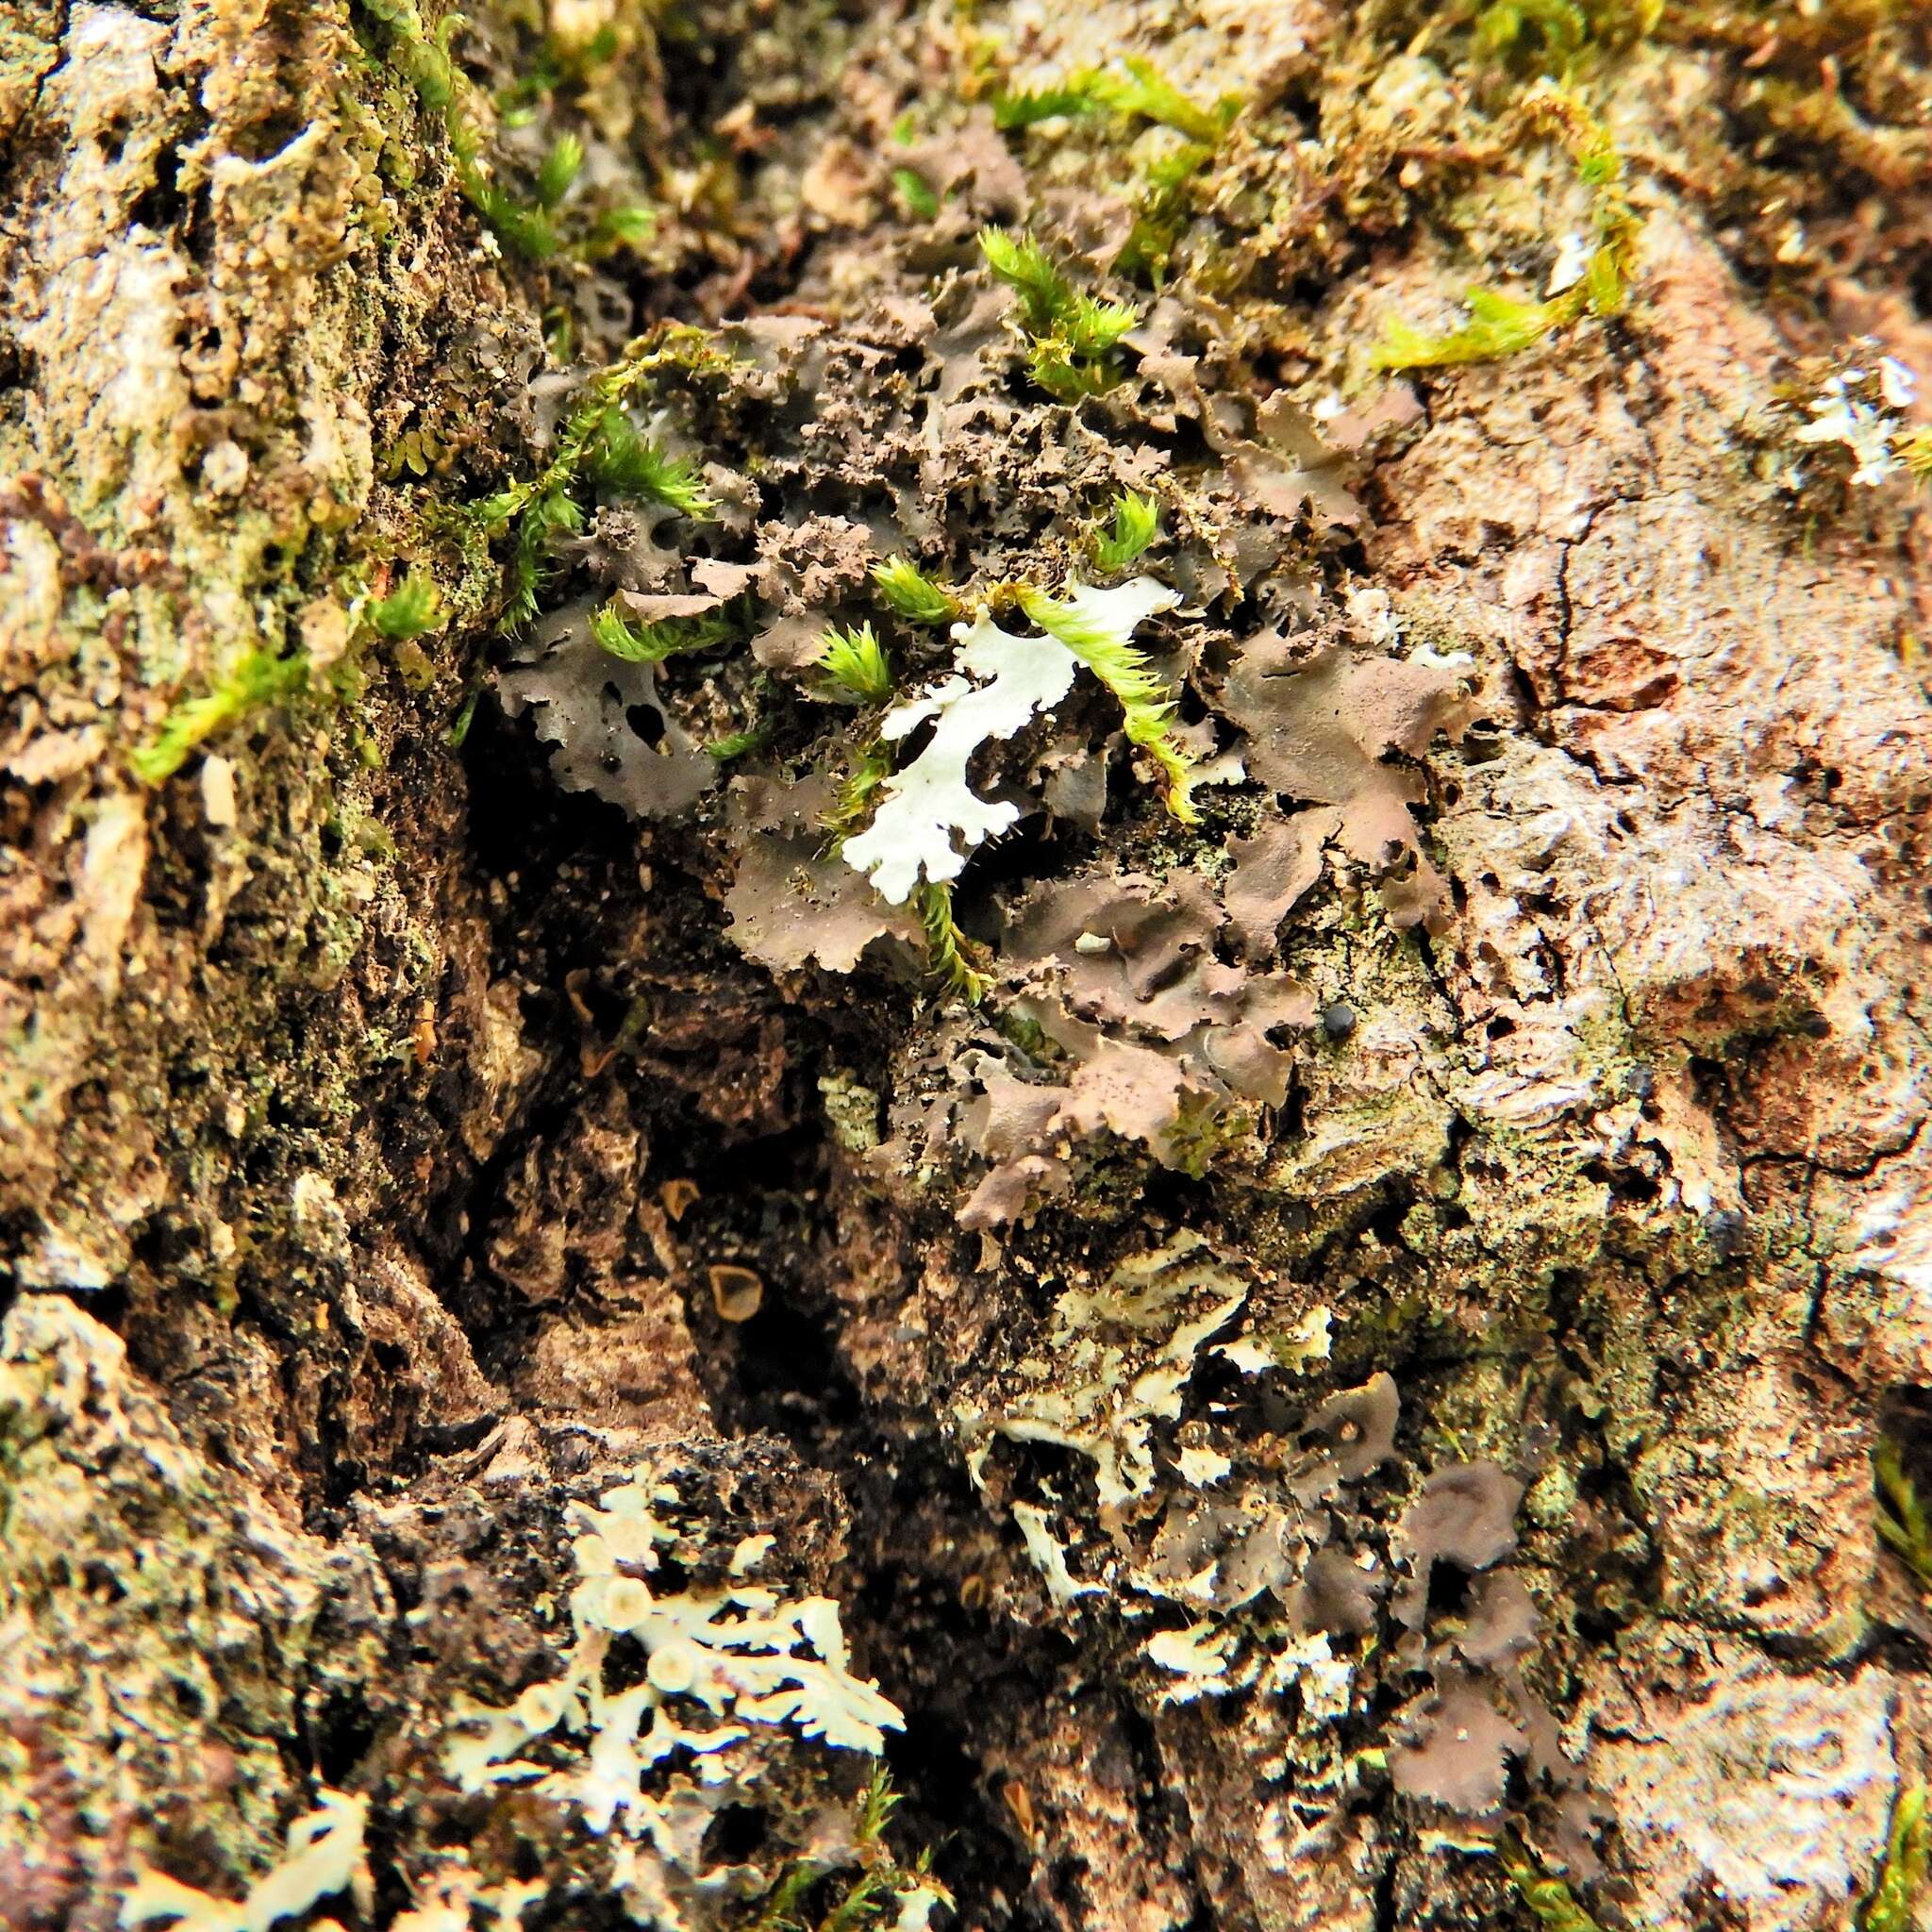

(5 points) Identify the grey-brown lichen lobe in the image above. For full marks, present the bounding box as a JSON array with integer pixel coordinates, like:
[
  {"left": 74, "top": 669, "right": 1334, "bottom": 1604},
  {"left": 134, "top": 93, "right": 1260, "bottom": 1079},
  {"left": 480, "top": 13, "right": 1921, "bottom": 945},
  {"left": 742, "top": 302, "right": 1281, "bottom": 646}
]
[{"left": 5, "top": 0, "right": 1932, "bottom": 1925}]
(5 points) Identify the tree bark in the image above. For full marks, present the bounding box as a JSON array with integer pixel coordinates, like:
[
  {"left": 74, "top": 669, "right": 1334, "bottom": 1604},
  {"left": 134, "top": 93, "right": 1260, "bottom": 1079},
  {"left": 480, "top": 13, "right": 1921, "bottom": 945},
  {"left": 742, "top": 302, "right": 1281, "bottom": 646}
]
[{"left": 3, "top": 3, "right": 1930, "bottom": 1931}]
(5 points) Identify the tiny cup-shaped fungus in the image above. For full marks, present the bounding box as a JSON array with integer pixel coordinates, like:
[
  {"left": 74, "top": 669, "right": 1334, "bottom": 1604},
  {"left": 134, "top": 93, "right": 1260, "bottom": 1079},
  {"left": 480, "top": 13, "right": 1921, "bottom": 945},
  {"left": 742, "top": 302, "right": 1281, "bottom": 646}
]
[{"left": 708, "top": 1263, "right": 764, "bottom": 1323}]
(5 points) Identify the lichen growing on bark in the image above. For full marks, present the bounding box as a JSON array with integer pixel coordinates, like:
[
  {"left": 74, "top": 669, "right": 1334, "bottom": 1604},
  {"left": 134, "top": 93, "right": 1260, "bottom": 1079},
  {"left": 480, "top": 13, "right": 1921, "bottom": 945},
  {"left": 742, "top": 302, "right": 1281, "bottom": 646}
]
[{"left": 5, "top": 0, "right": 1932, "bottom": 1927}]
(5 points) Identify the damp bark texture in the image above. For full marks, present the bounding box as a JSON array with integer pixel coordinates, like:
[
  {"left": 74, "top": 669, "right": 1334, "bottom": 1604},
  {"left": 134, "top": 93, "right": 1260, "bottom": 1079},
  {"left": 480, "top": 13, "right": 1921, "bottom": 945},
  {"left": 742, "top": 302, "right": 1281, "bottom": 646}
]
[{"left": 3, "top": 2, "right": 1931, "bottom": 1931}]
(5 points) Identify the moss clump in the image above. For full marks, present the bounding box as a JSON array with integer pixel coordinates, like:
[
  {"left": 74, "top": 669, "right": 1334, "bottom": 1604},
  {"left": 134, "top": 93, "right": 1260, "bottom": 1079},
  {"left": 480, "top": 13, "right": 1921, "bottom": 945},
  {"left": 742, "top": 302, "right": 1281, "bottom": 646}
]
[
  {"left": 129, "top": 648, "right": 310, "bottom": 784},
  {"left": 991, "top": 56, "right": 1238, "bottom": 142},
  {"left": 813, "top": 624, "right": 894, "bottom": 705},
  {"left": 1860, "top": 1786, "right": 1929, "bottom": 1932},
  {"left": 988, "top": 58, "right": 1241, "bottom": 288},
  {"left": 1017, "top": 581, "right": 1198, "bottom": 824},
  {"left": 475, "top": 329, "right": 732, "bottom": 628},
  {"left": 1091, "top": 491, "right": 1162, "bottom": 574},
  {"left": 1875, "top": 1439, "right": 1932, "bottom": 1592},
  {"left": 1374, "top": 84, "right": 1640, "bottom": 371},
  {"left": 366, "top": 572, "right": 443, "bottom": 640},
  {"left": 979, "top": 227, "right": 1141, "bottom": 400},
  {"left": 589, "top": 601, "right": 740, "bottom": 664},
  {"left": 872, "top": 557, "right": 959, "bottom": 627},
  {"left": 910, "top": 881, "right": 993, "bottom": 1005},
  {"left": 747, "top": 1770, "right": 950, "bottom": 1932}
]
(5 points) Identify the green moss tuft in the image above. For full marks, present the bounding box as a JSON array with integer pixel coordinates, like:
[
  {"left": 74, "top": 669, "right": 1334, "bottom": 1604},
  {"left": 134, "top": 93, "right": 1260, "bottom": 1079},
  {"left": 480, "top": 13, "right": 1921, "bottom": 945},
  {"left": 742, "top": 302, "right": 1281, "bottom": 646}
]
[
  {"left": 1091, "top": 491, "right": 1162, "bottom": 573},
  {"left": 891, "top": 166, "right": 941, "bottom": 218},
  {"left": 1374, "top": 85, "right": 1641, "bottom": 372},
  {"left": 992, "top": 58, "right": 1236, "bottom": 143},
  {"left": 534, "top": 131, "right": 584, "bottom": 209},
  {"left": 993, "top": 85, "right": 1099, "bottom": 128},
  {"left": 872, "top": 557, "right": 959, "bottom": 625},
  {"left": 814, "top": 623, "right": 894, "bottom": 704},
  {"left": 1498, "top": 1837, "right": 1632, "bottom": 1932},
  {"left": 130, "top": 650, "right": 309, "bottom": 784},
  {"left": 477, "top": 340, "right": 732, "bottom": 631},
  {"left": 589, "top": 600, "right": 738, "bottom": 663},
  {"left": 583, "top": 408, "right": 714, "bottom": 516},
  {"left": 980, "top": 227, "right": 1141, "bottom": 400},
  {"left": 912, "top": 880, "right": 993, "bottom": 1004},
  {"left": 823, "top": 740, "right": 895, "bottom": 849},
  {"left": 1087, "top": 57, "right": 1239, "bottom": 144},
  {"left": 1018, "top": 584, "right": 1197, "bottom": 824},
  {"left": 1860, "top": 1786, "right": 1929, "bottom": 1932},
  {"left": 1374, "top": 285, "right": 1569, "bottom": 369},
  {"left": 1875, "top": 1438, "right": 1932, "bottom": 1591},
  {"left": 367, "top": 572, "right": 443, "bottom": 640}
]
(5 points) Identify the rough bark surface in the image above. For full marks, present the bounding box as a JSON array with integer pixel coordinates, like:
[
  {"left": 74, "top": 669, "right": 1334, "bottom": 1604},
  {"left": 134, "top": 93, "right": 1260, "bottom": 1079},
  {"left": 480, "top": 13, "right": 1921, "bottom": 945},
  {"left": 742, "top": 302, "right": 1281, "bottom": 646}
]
[{"left": 3, "top": 2, "right": 1931, "bottom": 1931}]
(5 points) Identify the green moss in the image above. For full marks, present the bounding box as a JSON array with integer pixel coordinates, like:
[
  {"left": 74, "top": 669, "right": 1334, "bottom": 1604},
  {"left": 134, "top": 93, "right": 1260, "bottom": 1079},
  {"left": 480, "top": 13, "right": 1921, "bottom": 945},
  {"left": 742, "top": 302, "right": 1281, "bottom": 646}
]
[
  {"left": 367, "top": 571, "right": 443, "bottom": 640},
  {"left": 912, "top": 881, "right": 993, "bottom": 1004},
  {"left": 1499, "top": 1839, "right": 1636, "bottom": 1932},
  {"left": 1114, "top": 139, "right": 1218, "bottom": 286},
  {"left": 359, "top": 0, "right": 649, "bottom": 263},
  {"left": 814, "top": 624, "right": 894, "bottom": 704},
  {"left": 1017, "top": 583, "right": 1197, "bottom": 824},
  {"left": 872, "top": 557, "right": 959, "bottom": 626},
  {"left": 987, "top": 57, "right": 1240, "bottom": 288},
  {"left": 991, "top": 57, "right": 1237, "bottom": 144},
  {"left": 979, "top": 226, "right": 1140, "bottom": 400},
  {"left": 1901, "top": 425, "right": 1932, "bottom": 482},
  {"left": 1374, "top": 85, "right": 1640, "bottom": 371},
  {"left": 823, "top": 740, "right": 894, "bottom": 848},
  {"left": 1471, "top": 0, "right": 1660, "bottom": 72},
  {"left": 1875, "top": 1439, "right": 1932, "bottom": 1592},
  {"left": 1374, "top": 284, "right": 1570, "bottom": 370},
  {"left": 534, "top": 130, "right": 585, "bottom": 208},
  {"left": 495, "top": 20, "right": 622, "bottom": 110},
  {"left": 1088, "top": 57, "right": 1240, "bottom": 144},
  {"left": 129, "top": 648, "right": 310, "bottom": 784},
  {"left": 745, "top": 1771, "right": 948, "bottom": 1932},
  {"left": 993, "top": 84, "right": 1103, "bottom": 130},
  {"left": 1091, "top": 491, "right": 1162, "bottom": 573},
  {"left": 707, "top": 720, "right": 773, "bottom": 761},
  {"left": 1860, "top": 1786, "right": 1929, "bottom": 1932},
  {"left": 476, "top": 330, "right": 733, "bottom": 630},
  {"left": 589, "top": 600, "right": 739, "bottom": 663},
  {"left": 891, "top": 166, "right": 941, "bottom": 219},
  {"left": 582, "top": 407, "right": 714, "bottom": 516},
  {"left": 1162, "top": 1092, "right": 1252, "bottom": 1178},
  {"left": 357, "top": 0, "right": 458, "bottom": 110}
]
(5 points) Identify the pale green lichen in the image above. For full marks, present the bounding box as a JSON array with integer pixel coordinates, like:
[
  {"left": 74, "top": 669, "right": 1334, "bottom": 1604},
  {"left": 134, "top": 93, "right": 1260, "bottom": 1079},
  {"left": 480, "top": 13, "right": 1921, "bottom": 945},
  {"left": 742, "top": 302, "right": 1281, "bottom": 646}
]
[
  {"left": 120, "top": 1790, "right": 370, "bottom": 1932},
  {"left": 960, "top": 1230, "right": 1249, "bottom": 1511},
  {"left": 443, "top": 1469, "right": 904, "bottom": 1819},
  {"left": 837, "top": 577, "right": 1191, "bottom": 908},
  {"left": 817, "top": 1071, "right": 883, "bottom": 1153}
]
